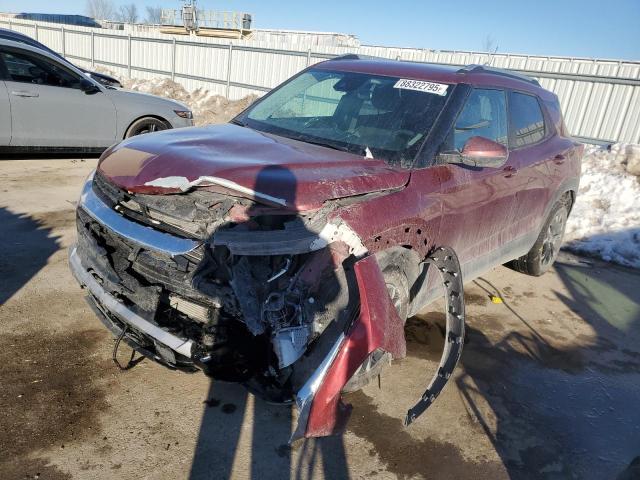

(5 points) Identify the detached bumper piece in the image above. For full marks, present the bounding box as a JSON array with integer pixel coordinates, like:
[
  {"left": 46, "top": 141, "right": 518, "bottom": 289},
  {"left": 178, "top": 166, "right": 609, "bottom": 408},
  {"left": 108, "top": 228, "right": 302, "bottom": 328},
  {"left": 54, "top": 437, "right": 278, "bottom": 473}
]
[
  {"left": 293, "top": 254, "right": 407, "bottom": 440},
  {"left": 405, "top": 246, "right": 465, "bottom": 426},
  {"left": 293, "top": 247, "right": 465, "bottom": 440}
]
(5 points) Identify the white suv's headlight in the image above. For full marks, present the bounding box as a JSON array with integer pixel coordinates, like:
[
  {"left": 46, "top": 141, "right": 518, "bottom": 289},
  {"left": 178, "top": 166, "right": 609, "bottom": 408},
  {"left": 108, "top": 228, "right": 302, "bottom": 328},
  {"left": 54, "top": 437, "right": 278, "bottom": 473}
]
[{"left": 174, "top": 110, "right": 193, "bottom": 119}]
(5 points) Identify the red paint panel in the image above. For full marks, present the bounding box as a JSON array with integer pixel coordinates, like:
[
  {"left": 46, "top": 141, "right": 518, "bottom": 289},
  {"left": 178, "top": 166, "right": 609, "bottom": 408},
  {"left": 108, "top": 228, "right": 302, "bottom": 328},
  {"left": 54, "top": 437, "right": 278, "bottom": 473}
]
[
  {"left": 334, "top": 171, "right": 442, "bottom": 255},
  {"left": 304, "top": 255, "right": 406, "bottom": 437},
  {"left": 97, "top": 124, "right": 409, "bottom": 210}
]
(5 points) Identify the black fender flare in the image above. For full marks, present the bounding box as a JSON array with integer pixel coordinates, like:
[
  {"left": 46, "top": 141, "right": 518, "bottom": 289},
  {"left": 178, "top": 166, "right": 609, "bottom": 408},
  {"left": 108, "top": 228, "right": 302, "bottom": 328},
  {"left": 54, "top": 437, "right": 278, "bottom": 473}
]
[{"left": 405, "top": 246, "right": 466, "bottom": 426}]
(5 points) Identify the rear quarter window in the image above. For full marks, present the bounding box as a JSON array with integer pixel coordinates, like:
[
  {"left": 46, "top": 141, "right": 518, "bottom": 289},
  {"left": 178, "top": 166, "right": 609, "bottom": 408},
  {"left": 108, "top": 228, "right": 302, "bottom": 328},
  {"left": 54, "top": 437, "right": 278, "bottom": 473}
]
[{"left": 509, "top": 91, "right": 546, "bottom": 147}]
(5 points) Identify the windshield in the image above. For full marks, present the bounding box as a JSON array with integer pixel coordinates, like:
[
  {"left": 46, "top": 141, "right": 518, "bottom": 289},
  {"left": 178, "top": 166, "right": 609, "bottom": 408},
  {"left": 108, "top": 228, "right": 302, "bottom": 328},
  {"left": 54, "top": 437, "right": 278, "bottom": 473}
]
[{"left": 238, "top": 68, "right": 453, "bottom": 166}]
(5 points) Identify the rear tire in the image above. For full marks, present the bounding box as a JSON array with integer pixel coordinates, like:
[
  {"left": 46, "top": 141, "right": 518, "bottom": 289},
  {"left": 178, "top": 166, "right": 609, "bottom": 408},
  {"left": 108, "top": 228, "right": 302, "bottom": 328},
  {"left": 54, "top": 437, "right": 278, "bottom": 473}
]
[
  {"left": 342, "top": 266, "right": 409, "bottom": 393},
  {"left": 125, "top": 117, "right": 171, "bottom": 138},
  {"left": 508, "top": 198, "right": 570, "bottom": 276}
]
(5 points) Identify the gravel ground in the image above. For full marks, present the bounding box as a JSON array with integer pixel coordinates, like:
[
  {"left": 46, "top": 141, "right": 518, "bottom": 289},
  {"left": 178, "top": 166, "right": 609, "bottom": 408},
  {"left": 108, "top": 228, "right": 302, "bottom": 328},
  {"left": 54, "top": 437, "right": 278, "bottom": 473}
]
[{"left": 1, "top": 157, "right": 640, "bottom": 480}]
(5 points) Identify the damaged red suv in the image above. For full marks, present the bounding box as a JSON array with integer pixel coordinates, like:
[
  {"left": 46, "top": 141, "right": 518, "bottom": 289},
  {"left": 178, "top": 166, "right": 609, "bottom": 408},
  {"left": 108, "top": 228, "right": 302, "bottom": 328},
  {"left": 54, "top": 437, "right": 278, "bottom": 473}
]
[{"left": 69, "top": 56, "right": 582, "bottom": 440}]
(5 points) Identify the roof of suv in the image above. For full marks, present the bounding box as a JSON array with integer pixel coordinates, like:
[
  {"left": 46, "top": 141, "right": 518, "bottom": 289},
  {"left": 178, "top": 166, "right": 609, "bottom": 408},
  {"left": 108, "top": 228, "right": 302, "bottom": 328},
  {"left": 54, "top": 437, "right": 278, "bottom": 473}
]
[{"left": 317, "top": 56, "right": 552, "bottom": 99}]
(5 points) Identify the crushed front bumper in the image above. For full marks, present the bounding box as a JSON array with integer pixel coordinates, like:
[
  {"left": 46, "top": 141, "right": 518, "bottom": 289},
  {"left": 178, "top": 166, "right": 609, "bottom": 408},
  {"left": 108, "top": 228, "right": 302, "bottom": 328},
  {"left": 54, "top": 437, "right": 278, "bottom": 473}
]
[
  {"left": 69, "top": 246, "right": 195, "bottom": 363},
  {"left": 70, "top": 170, "right": 465, "bottom": 441}
]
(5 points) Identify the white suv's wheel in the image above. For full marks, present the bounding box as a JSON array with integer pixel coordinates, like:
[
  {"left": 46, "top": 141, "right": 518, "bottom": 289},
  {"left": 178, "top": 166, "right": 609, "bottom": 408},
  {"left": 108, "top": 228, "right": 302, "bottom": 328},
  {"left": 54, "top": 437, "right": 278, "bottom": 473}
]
[{"left": 125, "top": 117, "right": 171, "bottom": 138}]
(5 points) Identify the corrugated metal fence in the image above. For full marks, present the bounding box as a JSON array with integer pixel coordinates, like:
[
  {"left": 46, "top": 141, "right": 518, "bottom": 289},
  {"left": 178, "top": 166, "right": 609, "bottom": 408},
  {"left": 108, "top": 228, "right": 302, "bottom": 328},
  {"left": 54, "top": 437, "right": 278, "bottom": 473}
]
[{"left": 1, "top": 17, "right": 639, "bottom": 145}]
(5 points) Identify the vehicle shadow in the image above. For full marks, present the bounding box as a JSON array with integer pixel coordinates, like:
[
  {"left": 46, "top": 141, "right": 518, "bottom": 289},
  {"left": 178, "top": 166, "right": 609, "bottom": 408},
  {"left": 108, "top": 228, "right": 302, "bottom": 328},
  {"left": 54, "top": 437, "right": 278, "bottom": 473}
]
[
  {"left": 189, "top": 381, "right": 350, "bottom": 480},
  {"left": 189, "top": 165, "right": 351, "bottom": 479},
  {"left": 455, "top": 254, "right": 640, "bottom": 479},
  {"left": 0, "top": 206, "right": 61, "bottom": 304}
]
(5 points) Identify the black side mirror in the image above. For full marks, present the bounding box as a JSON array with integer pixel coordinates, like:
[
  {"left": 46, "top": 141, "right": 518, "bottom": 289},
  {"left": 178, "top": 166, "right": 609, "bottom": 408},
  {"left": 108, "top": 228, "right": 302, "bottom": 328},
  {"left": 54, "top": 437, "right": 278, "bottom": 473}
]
[
  {"left": 80, "top": 78, "right": 101, "bottom": 95},
  {"left": 446, "top": 136, "right": 508, "bottom": 168}
]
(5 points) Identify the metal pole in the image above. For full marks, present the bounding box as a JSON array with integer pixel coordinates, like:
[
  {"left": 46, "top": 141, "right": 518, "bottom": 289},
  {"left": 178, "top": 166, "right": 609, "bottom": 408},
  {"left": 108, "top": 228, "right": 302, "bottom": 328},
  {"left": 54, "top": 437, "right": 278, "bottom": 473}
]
[
  {"left": 61, "top": 26, "right": 66, "bottom": 57},
  {"left": 171, "top": 38, "right": 176, "bottom": 81},
  {"left": 34, "top": 24, "right": 39, "bottom": 41},
  {"left": 91, "top": 31, "right": 95, "bottom": 68},
  {"left": 226, "top": 43, "right": 233, "bottom": 99},
  {"left": 306, "top": 48, "right": 311, "bottom": 67},
  {"left": 127, "top": 34, "right": 132, "bottom": 78}
]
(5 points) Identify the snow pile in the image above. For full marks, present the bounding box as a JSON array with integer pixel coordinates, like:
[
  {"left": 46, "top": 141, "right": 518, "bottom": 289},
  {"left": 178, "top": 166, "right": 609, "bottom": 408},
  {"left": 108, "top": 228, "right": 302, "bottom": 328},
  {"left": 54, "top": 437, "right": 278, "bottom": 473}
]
[
  {"left": 565, "top": 143, "right": 640, "bottom": 268},
  {"left": 123, "top": 77, "right": 258, "bottom": 126}
]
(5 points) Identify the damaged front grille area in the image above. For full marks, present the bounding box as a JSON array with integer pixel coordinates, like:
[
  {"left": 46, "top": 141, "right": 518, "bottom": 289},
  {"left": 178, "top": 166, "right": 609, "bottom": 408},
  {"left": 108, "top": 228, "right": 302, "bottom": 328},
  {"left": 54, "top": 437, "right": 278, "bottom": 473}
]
[
  {"left": 76, "top": 173, "right": 355, "bottom": 402},
  {"left": 92, "top": 171, "right": 240, "bottom": 240}
]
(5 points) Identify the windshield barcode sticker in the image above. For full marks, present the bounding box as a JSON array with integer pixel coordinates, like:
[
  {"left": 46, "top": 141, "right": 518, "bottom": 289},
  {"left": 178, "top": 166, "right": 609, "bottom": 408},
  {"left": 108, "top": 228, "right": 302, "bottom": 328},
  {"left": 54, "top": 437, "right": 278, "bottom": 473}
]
[{"left": 393, "top": 79, "right": 448, "bottom": 96}]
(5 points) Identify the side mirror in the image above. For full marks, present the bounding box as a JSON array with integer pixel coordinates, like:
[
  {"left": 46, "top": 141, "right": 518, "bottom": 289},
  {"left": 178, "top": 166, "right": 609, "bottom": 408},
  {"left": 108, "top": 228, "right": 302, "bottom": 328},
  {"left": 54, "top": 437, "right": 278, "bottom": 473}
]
[
  {"left": 457, "top": 136, "right": 508, "bottom": 168},
  {"left": 80, "top": 78, "right": 101, "bottom": 95}
]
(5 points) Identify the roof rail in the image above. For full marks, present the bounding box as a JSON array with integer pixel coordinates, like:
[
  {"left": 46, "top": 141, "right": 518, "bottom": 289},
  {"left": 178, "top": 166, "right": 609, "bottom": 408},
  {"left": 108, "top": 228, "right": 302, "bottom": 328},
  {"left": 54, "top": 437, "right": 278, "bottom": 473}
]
[
  {"left": 331, "top": 54, "right": 362, "bottom": 61},
  {"left": 457, "top": 64, "right": 540, "bottom": 86},
  {"left": 330, "top": 53, "right": 386, "bottom": 61}
]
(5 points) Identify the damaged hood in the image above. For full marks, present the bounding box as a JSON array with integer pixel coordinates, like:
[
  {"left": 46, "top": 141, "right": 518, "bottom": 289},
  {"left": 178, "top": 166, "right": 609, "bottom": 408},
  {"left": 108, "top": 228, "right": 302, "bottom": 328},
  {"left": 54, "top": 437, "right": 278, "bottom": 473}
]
[{"left": 97, "top": 124, "right": 410, "bottom": 210}]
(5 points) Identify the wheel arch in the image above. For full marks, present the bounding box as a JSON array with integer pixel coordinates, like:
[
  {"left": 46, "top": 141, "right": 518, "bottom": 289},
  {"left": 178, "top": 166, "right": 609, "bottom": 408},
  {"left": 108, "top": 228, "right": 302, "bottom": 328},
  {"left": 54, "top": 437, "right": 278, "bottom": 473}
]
[
  {"left": 375, "top": 245, "right": 421, "bottom": 282},
  {"left": 123, "top": 114, "right": 172, "bottom": 139},
  {"left": 544, "top": 176, "right": 580, "bottom": 223}
]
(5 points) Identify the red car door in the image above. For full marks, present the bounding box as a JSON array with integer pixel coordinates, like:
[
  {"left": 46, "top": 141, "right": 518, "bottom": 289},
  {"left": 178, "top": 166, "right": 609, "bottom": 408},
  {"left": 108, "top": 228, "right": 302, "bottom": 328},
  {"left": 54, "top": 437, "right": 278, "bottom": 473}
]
[
  {"left": 506, "top": 91, "right": 559, "bottom": 243},
  {"left": 434, "top": 88, "right": 526, "bottom": 276}
]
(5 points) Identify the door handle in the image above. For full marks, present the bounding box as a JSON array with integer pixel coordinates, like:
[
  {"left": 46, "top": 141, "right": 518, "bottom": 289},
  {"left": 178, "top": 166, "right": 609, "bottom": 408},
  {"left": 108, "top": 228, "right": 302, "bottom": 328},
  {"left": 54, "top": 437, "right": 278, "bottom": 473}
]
[
  {"left": 503, "top": 166, "right": 518, "bottom": 178},
  {"left": 553, "top": 154, "right": 566, "bottom": 165},
  {"left": 11, "top": 91, "right": 39, "bottom": 98}
]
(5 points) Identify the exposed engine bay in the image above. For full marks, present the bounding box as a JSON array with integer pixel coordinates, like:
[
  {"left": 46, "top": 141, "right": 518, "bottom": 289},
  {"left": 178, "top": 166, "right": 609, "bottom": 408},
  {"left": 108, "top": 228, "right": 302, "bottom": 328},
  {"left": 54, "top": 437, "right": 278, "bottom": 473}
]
[{"left": 70, "top": 169, "right": 465, "bottom": 440}]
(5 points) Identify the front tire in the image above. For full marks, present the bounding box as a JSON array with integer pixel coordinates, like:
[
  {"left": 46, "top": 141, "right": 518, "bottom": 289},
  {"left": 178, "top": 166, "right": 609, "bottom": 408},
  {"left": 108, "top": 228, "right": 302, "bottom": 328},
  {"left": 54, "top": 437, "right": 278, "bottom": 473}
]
[
  {"left": 125, "top": 117, "right": 171, "bottom": 138},
  {"left": 508, "top": 198, "right": 570, "bottom": 276}
]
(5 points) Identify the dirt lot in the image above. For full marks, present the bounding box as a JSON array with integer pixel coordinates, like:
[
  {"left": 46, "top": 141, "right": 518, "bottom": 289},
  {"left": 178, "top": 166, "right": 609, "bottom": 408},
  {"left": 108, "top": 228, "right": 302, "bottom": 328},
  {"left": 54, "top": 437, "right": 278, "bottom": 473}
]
[{"left": 1, "top": 157, "right": 640, "bottom": 480}]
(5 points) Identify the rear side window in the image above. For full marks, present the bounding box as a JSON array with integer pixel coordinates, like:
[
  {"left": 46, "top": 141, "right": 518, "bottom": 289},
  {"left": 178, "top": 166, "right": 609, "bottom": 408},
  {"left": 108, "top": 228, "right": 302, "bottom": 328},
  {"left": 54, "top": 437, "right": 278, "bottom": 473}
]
[{"left": 509, "top": 92, "right": 546, "bottom": 147}]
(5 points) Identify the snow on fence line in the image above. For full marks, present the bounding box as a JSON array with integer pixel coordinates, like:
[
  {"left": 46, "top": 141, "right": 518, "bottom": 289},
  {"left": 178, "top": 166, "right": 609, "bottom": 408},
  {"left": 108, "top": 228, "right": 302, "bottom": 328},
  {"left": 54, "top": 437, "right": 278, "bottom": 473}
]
[{"left": 1, "top": 17, "right": 639, "bottom": 145}]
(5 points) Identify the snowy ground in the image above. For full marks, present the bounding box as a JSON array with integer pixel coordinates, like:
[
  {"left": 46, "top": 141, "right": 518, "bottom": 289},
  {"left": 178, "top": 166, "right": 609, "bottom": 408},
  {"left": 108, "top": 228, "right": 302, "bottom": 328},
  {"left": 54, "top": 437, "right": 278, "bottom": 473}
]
[
  {"left": 120, "top": 76, "right": 640, "bottom": 269},
  {"left": 565, "top": 144, "right": 640, "bottom": 269}
]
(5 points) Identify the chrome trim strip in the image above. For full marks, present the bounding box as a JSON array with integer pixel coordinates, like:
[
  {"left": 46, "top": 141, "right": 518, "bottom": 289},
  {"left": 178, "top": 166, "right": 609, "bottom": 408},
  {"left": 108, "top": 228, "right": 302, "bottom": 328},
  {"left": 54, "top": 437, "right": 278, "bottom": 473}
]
[
  {"left": 290, "top": 332, "right": 346, "bottom": 443},
  {"left": 69, "top": 246, "right": 194, "bottom": 358},
  {"left": 79, "top": 171, "right": 201, "bottom": 257}
]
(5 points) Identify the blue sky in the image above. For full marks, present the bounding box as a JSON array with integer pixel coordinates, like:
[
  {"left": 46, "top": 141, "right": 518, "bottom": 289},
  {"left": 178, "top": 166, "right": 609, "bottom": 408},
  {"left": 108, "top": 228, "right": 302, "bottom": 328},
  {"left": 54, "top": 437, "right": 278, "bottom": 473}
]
[{"left": 4, "top": 0, "right": 640, "bottom": 60}]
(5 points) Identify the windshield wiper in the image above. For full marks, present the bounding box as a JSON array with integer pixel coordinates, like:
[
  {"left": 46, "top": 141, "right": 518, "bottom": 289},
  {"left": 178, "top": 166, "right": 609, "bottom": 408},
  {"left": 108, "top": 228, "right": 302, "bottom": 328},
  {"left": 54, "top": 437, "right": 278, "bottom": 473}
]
[{"left": 298, "top": 138, "right": 366, "bottom": 156}]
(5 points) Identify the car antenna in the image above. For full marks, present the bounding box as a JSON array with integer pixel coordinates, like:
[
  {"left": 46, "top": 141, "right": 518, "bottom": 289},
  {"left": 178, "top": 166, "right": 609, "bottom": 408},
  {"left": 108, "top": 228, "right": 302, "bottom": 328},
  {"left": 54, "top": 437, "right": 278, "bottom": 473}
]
[{"left": 484, "top": 43, "right": 499, "bottom": 67}]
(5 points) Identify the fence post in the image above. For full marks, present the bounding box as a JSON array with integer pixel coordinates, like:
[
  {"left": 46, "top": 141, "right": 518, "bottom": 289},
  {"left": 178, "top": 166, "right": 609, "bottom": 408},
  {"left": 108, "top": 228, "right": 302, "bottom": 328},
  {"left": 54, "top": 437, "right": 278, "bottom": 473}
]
[
  {"left": 91, "top": 31, "right": 95, "bottom": 68},
  {"left": 171, "top": 38, "right": 176, "bottom": 81},
  {"left": 34, "top": 24, "right": 39, "bottom": 41},
  {"left": 306, "top": 48, "right": 311, "bottom": 66},
  {"left": 127, "top": 34, "right": 132, "bottom": 79},
  {"left": 226, "top": 43, "right": 233, "bottom": 99},
  {"left": 61, "top": 26, "right": 66, "bottom": 57}
]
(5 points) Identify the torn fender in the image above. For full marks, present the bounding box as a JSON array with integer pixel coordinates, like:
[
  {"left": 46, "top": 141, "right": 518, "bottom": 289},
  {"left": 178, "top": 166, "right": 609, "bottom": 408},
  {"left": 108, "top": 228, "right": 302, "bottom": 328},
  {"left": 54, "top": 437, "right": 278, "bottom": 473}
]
[{"left": 293, "top": 254, "right": 406, "bottom": 440}]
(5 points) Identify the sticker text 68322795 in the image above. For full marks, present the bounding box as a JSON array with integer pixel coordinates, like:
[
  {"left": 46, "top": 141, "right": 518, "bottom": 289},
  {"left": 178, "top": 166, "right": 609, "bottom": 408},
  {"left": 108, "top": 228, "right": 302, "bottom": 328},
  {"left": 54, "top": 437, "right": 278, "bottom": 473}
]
[{"left": 393, "top": 79, "right": 449, "bottom": 96}]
